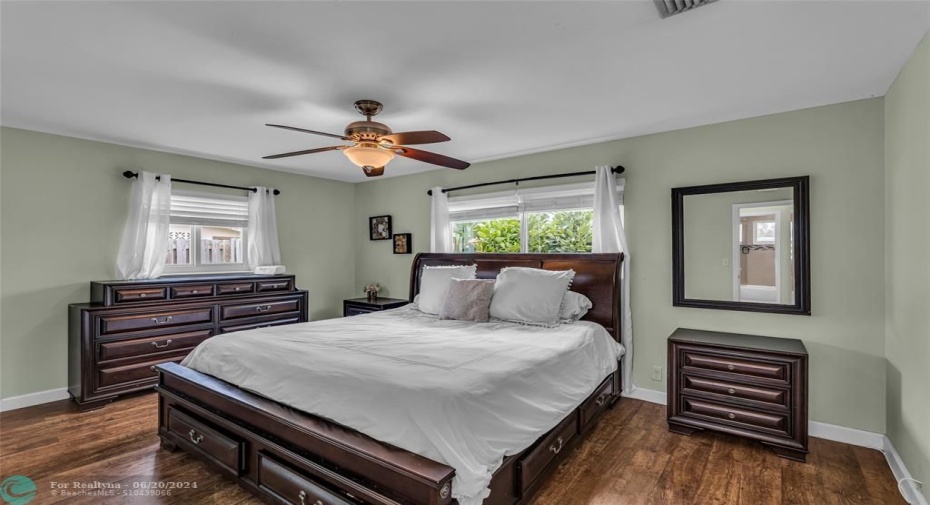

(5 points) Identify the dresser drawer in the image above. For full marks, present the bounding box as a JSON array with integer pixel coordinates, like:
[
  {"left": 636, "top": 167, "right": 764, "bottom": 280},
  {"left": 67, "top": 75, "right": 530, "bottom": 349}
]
[
  {"left": 170, "top": 284, "right": 214, "bottom": 299},
  {"left": 517, "top": 412, "right": 577, "bottom": 493},
  {"left": 217, "top": 282, "right": 254, "bottom": 295},
  {"left": 579, "top": 376, "right": 614, "bottom": 430},
  {"left": 220, "top": 317, "right": 301, "bottom": 334},
  {"left": 256, "top": 280, "right": 292, "bottom": 293},
  {"left": 98, "top": 307, "right": 214, "bottom": 336},
  {"left": 113, "top": 287, "right": 167, "bottom": 304},
  {"left": 97, "top": 355, "right": 187, "bottom": 388},
  {"left": 220, "top": 298, "right": 301, "bottom": 321},
  {"left": 97, "top": 329, "right": 213, "bottom": 363},
  {"left": 681, "top": 396, "right": 789, "bottom": 436},
  {"left": 682, "top": 350, "right": 788, "bottom": 382},
  {"left": 168, "top": 408, "right": 243, "bottom": 477},
  {"left": 258, "top": 453, "right": 353, "bottom": 505},
  {"left": 682, "top": 374, "right": 788, "bottom": 409}
]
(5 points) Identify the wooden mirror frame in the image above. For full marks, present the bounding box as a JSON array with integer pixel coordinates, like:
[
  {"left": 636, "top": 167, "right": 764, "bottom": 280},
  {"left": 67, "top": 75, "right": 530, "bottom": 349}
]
[{"left": 672, "top": 176, "right": 811, "bottom": 315}]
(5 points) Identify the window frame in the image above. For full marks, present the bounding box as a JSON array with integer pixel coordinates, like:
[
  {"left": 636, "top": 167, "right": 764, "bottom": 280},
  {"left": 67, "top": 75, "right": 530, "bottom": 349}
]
[
  {"left": 447, "top": 181, "right": 623, "bottom": 254},
  {"left": 163, "top": 190, "right": 251, "bottom": 275}
]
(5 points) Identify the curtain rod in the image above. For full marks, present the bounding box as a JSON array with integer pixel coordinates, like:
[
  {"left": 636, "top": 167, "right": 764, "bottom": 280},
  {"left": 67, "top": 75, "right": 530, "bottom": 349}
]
[
  {"left": 426, "top": 166, "right": 625, "bottom": 196},
  {"left": 121, "top": 171, "right": 281, "bottom": 196}
]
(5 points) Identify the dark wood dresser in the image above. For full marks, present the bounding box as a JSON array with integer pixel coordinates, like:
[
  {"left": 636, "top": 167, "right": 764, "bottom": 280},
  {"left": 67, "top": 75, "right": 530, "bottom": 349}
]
[
  {"left": 667, "top": 328, "right": 809, "bottom": 461},
  {"left": 69, "top": 274, "right": 308, "bottom": 411},
  {"left": 343, "top": 296, "right": 408, "bottom": 317}
]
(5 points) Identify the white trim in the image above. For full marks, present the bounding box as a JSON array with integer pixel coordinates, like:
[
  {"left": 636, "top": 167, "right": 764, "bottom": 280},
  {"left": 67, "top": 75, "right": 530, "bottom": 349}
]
[
  {"left": 621, "top": 385, "right": 668, "bottom": 405},
  {"left": 0, "top": 388, "right": 69, "bottom": 412},
  {"left": 883, "top": 436, "right": 928, "bottom": 505},
  {"left": 809, "top": 421, "right": 884, "bottom": 449}
]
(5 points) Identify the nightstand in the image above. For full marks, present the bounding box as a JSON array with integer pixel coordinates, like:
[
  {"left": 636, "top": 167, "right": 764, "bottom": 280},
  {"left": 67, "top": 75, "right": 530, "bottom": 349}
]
[
  {"left": 667, "top": 328, "right": 809, "bottom": 461},
  {"left": 343, "top": 297, "right": 409, "bottom": 317}
]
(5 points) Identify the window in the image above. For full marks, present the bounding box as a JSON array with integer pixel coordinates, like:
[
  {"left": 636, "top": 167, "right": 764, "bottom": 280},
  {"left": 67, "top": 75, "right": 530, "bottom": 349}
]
[
  {"left": 165, "top": 191, "right": 249, "bottom": 273},
  {"left": 449, "top": 182, "right": 622, "bottom": 253}
]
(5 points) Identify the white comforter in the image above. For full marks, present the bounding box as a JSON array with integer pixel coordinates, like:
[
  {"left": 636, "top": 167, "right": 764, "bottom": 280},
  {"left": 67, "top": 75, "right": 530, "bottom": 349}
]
[{"left": 181, "top": 306, "right": 624, "bottom": 504}]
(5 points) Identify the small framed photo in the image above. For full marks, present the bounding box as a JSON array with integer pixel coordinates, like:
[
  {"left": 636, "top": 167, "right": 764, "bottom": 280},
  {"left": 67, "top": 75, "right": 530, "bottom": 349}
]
[
  {"left": 369, "top": 215, "right": 392, "bottom": 241},
  {"left": 393, "top": 233, "right": 412, "bottom": 254}
]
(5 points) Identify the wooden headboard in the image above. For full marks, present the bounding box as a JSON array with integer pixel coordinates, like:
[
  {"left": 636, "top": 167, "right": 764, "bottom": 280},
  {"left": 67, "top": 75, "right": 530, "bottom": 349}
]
[{"left": 409, "top": 253, "right": 624, "bottom": 343}]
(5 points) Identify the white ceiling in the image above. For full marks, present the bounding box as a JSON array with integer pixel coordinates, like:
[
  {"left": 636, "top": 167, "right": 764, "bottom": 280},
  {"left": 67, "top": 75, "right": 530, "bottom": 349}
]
[{"left": 2, "top": 1, "right": 928, "bottom": 183}]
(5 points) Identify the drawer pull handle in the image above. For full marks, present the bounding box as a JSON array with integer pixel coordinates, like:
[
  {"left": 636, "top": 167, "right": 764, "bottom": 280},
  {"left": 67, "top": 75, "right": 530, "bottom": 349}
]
[
  {"left": 151, "top": 316, "right": 173, "bottom": 324},
  {"left": 191, "top": 290, "right": 199, "bottom": 294},
  {"left": 234, "top": 287, "right": 241, "bottom": 292},
  {"left": 151, "top": 339, "right": 173, "bottom": 349},
  {"left": 297, "top": 490, "right": 323, "bottom": 505},
  {"left": 727, "top": 388, "right": 736, "bottom": 395},
  {"left": 549, "top": 436, "right": 564, "bottom": 455},
  {"left": 188, "top": 429, "right": 203, "bottom": 445},
  {"left": 140, "top": 293, "right": 147, "bottom": 298},
  {"left": 595, "top": 394, "right": 608, "bottom": 406},
  {"left": 727, "top": 413, "right": 736, "bottom": 419},
  {"left": 269, "top": 283, "right": 284, "bottom": 288},
  {"left": 255, "top": 305, "right": 273, "bottom": 313},
  {"left": 727, "top": 364, "right": 735, "bottom": 371}
]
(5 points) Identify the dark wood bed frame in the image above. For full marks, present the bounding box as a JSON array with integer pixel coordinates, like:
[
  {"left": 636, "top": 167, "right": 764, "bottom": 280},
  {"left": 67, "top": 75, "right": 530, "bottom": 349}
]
[{"left": 155, "top": 253, "right": 624, "bottom": 505}]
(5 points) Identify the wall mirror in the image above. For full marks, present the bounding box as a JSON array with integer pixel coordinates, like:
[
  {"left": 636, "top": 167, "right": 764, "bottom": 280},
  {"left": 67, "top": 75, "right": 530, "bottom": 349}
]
[{"left": 672, "top": 176, "right": 810, "bottom": 315}]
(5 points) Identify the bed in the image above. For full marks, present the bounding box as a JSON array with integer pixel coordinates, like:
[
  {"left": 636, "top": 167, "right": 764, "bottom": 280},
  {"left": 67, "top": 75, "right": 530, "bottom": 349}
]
[{"left": 155, "top": 252, "right": 625, "bottom": 505}]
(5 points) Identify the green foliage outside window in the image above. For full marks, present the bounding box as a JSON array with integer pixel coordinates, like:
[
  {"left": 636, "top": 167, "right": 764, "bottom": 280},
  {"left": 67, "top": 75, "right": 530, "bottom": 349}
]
[{"left": 452, "top": 210, "right": 593, "bottom": 253}]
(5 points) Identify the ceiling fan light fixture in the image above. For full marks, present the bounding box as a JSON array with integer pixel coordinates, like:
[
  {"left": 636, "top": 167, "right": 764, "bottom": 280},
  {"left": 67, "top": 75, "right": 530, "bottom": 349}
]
[{"left": 343, "top": 143, "right": 395, "bottom": 169}]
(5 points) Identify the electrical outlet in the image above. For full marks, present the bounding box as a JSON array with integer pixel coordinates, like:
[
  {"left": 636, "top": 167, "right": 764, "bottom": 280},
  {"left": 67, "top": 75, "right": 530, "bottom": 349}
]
[{"left": 651, "top": 365, "right": 663, "bottom": 381}]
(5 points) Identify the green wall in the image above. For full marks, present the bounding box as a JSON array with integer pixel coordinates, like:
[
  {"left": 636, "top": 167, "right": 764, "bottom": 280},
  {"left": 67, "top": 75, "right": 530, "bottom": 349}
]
[
  {"left": 884, "top": 32, "right": 930, "bottom": 503},
  {"left": 0, "top": 127, "right": 357, "bottom": 398},
  {"left": 355, "top": 99, "right": 887, "bottom": 433}
]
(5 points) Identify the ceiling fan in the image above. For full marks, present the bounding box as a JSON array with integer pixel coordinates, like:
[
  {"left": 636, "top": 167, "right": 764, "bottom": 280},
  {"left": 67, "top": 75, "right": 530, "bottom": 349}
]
[{"left": 263, "top": 100, "right": 470, "bottom": 177}]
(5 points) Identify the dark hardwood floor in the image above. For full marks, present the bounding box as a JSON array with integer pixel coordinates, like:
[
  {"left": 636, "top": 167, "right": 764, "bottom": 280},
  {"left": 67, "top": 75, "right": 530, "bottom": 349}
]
[{"left": 0, "top": 393, "right": 903, "bottom": 504}]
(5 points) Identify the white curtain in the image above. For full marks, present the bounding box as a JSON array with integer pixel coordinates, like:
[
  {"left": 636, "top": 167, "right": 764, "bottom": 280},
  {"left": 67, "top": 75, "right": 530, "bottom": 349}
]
[
  {"left": 592, "top": 166, "right": 633, "bottom": 394},
  {"left": 116, "top": 171, "right": 172, "bottom": 279},
  {"left": 430, "top": 187, "right": 453, "bottom": 253},
  {"left": 247, "top": 187, "right": 281, "bottom": 268}
]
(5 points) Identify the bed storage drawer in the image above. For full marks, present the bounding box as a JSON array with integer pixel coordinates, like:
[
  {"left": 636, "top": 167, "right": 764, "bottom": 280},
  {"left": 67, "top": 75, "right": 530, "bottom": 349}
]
[
  {"left": 258, "top": 453, "right": 353, "bottom": 505},
  {"left": 98, "top": 307, "right": 214, "bottom": 335},
  {"left": 168, "top": 408, "right": 243, "bottom": 477},
  {"left": 517, "top": 412, "right": 578, "bottom": 494},
  {"left": 220, "top": 298, "right": 302, "bottom": 321},
  {"left": 97, "top": 329, "right": 213, "bottom": 362},
  {"left": 579, "top": 376, "right": 614, "bottom": 430}
]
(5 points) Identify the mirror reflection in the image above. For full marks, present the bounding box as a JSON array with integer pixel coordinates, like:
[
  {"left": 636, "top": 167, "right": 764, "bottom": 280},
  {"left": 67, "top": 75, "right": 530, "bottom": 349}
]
[{"left": 683, "top": 188, "right": 795, "bottom": 304}]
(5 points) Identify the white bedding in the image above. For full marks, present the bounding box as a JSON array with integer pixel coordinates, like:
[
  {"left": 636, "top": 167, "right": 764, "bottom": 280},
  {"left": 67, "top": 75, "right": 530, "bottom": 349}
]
[{"left": 181, "top": 305, "right": 624, "bottom": 505}]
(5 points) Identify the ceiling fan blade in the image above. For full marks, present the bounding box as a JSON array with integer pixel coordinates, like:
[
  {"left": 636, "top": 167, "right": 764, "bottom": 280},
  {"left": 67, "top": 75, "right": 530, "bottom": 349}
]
[
  {"left": 262, "top": 145, "right": 345, "bottom": 159},
  {"left": 381, "top": 130, "right": 450, "bottom": 145},
  {"left": 394, "top": 147, "right": 470, "bottom": 170},
  {"left": 362, "top": 166, "right": 385, "bottom": 177},
  {"left": 266, "top": 124, "right": 350, "bottom": 141}
]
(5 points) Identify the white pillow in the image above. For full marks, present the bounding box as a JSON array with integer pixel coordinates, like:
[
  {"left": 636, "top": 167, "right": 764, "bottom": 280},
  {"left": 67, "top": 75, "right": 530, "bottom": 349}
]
[
  {"left": 489, "top": 267, "right": 575, "bottom": 326},
  {"left": 417, "top": 265, "right": 478, "bottom": 315},
  {"left": 560, "top": 291, "right": 593, "bottom": 323}
]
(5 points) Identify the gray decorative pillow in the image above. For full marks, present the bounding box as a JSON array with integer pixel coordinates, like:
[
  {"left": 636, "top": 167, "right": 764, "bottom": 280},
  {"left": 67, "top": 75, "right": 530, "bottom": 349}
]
[{"left": 439, "top": 279, "right": 496, "bottom": 322}]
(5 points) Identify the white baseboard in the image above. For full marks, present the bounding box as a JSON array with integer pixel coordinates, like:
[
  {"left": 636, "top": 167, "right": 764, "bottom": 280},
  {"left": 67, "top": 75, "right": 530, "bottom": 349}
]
[
  {"left": 623, "top": 385, "right": 923, "bottom": 504},
  {"left": 0, "top": 388, "right": 69, "bottom": 412},
  {"left": 883, "top": 436, "right": 928, "bottom": 505},
  {"left": 809, "top": 421, "right": 884, "bottom": 449},
  {"left": 621, "top": 385, "right": 667, "bottom": 405}
]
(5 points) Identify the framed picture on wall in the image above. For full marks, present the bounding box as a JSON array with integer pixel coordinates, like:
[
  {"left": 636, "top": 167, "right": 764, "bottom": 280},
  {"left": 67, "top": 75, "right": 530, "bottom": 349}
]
[
  {"left": 369, "top": 215, "right": 392, "bottom": 241},
  {"left": 393, "top": 233, "right": 412, "bottom": 254}
]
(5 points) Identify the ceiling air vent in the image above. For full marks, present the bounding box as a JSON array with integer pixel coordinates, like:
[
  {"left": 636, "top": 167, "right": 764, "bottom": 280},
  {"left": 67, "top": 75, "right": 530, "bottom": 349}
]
[{"left": 654, "top": 0, "right": 719, "bottom": 19}]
